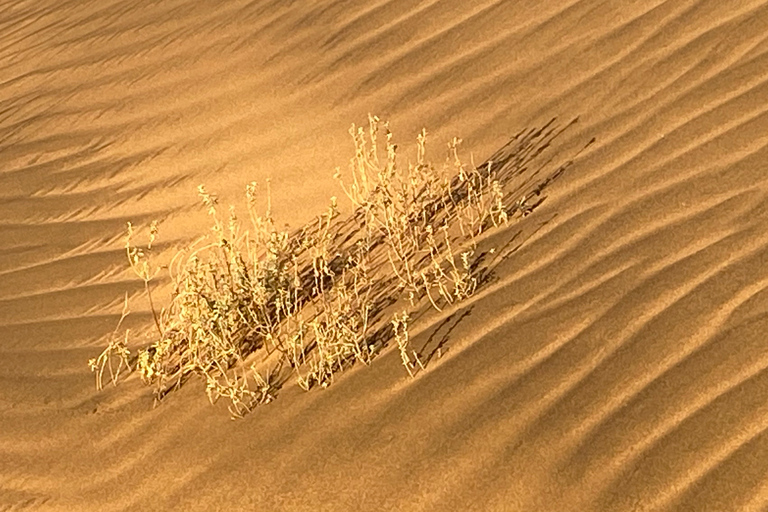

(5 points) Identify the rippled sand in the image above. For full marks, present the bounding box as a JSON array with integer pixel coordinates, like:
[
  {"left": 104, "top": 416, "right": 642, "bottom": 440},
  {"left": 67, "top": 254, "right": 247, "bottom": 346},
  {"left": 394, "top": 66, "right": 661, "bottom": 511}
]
[{"left": 3, "top": 1, "right": 768, "bottom": 510}]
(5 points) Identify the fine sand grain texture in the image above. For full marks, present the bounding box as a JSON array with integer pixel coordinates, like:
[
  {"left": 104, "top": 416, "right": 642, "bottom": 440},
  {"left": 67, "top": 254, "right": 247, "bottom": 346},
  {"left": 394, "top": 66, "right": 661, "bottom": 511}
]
[{"left": 3, "top": 1, "right": 768, "bottom": 510}]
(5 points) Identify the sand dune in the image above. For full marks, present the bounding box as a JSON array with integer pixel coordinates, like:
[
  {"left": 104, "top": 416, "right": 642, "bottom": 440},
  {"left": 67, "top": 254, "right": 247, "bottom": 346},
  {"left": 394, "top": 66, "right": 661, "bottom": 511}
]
[{"left": 3, "top": 0, "right": 768, "bottom": 510}]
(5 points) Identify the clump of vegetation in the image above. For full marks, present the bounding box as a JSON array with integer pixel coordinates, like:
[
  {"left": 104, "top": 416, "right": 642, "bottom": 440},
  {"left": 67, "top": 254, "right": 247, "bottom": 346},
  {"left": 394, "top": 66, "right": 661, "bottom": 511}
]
[{"left": 91, "top": 115, "right": 589, "bottom": 417}]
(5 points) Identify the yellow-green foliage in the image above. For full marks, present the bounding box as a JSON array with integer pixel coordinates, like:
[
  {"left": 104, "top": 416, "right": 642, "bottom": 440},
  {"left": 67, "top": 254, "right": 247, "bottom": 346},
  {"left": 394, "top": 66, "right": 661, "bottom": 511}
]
[{"left": 91, "top": 115, "right": 586, "bottom": 417}]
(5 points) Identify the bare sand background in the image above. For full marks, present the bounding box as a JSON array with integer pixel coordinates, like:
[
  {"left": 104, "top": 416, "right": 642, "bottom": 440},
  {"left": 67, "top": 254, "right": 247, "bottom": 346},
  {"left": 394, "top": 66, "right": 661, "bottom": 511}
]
[{"left": 3, "top": 1, "right": 768, "bottom": 510}]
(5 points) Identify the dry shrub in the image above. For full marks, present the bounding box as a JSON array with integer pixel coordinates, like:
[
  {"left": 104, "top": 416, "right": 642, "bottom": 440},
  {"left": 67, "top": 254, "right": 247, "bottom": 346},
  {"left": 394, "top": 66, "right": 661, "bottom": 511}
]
[{"left": 91, "top": 115, "right": 590, "bottom": 417}]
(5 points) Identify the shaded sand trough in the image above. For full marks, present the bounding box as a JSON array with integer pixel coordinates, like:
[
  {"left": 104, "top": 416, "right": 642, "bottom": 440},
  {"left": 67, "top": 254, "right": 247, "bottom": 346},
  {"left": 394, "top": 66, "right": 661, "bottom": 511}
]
[{"left": 3, "top": 0, "right": 768, "bottom": 510}]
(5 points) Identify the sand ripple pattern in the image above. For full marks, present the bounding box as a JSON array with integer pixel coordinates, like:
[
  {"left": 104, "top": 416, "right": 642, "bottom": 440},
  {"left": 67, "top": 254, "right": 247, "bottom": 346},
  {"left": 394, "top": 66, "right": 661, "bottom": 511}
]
[{"left": 2, "top": 0, "right": 768, "bottom": 510}]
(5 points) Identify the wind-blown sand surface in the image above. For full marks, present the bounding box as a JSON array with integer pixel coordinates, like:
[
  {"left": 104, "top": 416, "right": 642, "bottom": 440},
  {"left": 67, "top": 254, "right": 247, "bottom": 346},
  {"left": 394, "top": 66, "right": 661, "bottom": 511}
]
[{"left": 3, "top": 1, "right": 768, "bottom": 510}]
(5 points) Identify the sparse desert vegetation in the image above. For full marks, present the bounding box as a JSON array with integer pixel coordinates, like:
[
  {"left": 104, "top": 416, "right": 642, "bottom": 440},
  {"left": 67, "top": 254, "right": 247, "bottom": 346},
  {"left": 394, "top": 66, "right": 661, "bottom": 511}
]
[{"left": 90, "top": 115, "right": 587, "bottom": 417}]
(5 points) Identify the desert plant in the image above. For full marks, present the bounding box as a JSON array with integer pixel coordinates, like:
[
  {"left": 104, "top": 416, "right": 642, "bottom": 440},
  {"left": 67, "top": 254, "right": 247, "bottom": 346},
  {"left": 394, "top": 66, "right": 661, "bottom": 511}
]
[
  {"left": 88, "top": 293, "right": 132, "bottom": 390},
  {"left": 90, "top": 114, "right": 585, "bottom": 417}
]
